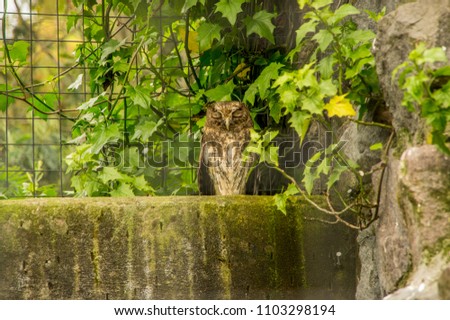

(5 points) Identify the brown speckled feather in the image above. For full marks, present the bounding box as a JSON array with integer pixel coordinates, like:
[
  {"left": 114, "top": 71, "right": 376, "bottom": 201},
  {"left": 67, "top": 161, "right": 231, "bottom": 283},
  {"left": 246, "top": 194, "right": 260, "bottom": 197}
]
[{"left": 198, "top": 101, "right": 254, "bottom": 195}]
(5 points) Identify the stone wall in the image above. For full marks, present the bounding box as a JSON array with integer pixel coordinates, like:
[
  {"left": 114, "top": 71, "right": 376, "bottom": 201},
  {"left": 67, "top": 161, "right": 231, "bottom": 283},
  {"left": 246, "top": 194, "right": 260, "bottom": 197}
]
[
  {"left": 354, "top": 0, "right": 450, "bottom": 299},
  {"left": 0, "top": 196, "right": 356, "bottom": 299}
]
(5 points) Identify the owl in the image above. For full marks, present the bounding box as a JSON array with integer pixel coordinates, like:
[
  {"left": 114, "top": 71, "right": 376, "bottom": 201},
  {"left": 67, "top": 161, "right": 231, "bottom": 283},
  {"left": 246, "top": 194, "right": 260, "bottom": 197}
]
[{"left": 198, "top": 101, "right": 254, "bottom": 195}]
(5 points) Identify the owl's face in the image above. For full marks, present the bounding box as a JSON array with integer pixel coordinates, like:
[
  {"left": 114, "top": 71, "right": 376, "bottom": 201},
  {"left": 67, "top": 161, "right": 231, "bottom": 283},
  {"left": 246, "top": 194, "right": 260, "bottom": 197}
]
[{"left": 205, "top": 101, "right": 252, "bottom": 131}]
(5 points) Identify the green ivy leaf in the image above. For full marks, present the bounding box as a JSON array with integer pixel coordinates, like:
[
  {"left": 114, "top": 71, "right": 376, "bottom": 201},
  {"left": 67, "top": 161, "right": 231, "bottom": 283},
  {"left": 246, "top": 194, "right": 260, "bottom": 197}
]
[
  {"left": 279, "top": 84, "right": 298, "bottom": 109},
  {"left": 408, "top": 42, "right": 427, "bottom": 62},
  {"left": 421, "top": 47, "right": 448, "bottom": 64},
  {"left": 312, "top": 29, "right": 333, "bottom": 52},
  {"left": 32, "top": 93, "right": 57, "bottom": 120},
  {"left": 244, "top": 10, "right": 276, "bottom": 44},
  {"left": 302, "top": 151, "right": 322, "bottom": 195},
  {"left": 432, "top": 81, "right": 450, "bottom": 107},
  {"left": 204, "top": 81, "right": 236, "bottom": 101},
  {"left": 431, "top": 131, "right": 450, "bottom": 156},
  {"left": 345, "top": 57, "right": 374, "bottom": 79},
  {"left": 131, "top": 175, "right": 154, "bottom": 193},
  {"left": 110, "top": 182, "right": 135, "bottom": 197},
  {"left": 67, "top": 15, "right": 81, "bottom": 32},
  {"left": 77, "top": 92, "right": 107, "bottom": 110},
  {"left": 274, "top": 193, "right": 288, "bottom": 215},
  {"left": 215, "top": 0, "right": 246, "bottom": 25},
  {"left": 300, "top": 93, "right": 323, "bottom": 114},
  {"left": 98, "top": 167, "right": 126, "bottom": 184},
  {"left": 318, "top": 55, "right": 335, "bottom": 79},
  {"left": 317, "top": 156, "right": 331, "bottom": 175},
  {"left": 132, "top": 118, "right": 163, "bottom": 141},
  {"left": 269, "top": 99, "right": 282, "bottom": 123},
  {"left": 297, "top": 0, "right": 310, "bottom": 10},
  {"left": 90, "top": 123, "right": 121, "bottom": 154},
  {"left": 403, "top": 71, "right": 429, "bottom": 104},
  {"left": 296, "top": 20, "right": 318, "bottom": 45},
  {"left": 0, "top": 84, "right": 17, "bottom": 112},
  {"left": 197, "top": 22, "right": 222, "bottom": 50},
  {"left": 262, "top": 130, "right": 279, "bottom": 145},
  {"left": 365, "top": 7, "right": 386, "bottom": 22},
  {"left": 245, "top": 62, "right": 283, "bottom": 104},
  {"left": 128, "top": 85, "right": 152, "bottom": 109},
  {"left": 182, "top": 0, "right": 205, "bottom": 13},
  {"left": 285, "top": 183, "right": 300, "bottom": 196},
  {"left": 369, "top": 142, "right": 383, "bottom": 151},
  {"left": 319, "top": 79, "right": 337, "bottom": 97},
  {"left": 310, "top": 0, "right": 333, "bottom": 10},
  {"left": 273, "top": 73, "right": 294, "bottom": 88},
  {"left": 328, "top": 4, "right": 360, "bottom": 25},
  {"left": 345, "top": 30, "right": 375, "bottom": 45},
  {"left": 289, "top": 111, "right": 311, "bottom": 143},
  {"left": 302, "top": 168, "right": 318, "bottom": 195},
  {"left": 433, "top": 66, "right": 450, "bottom": 77},
  {"left": 261, "top": 145, "right": 279, "bottom": 166},
  {"left": 274, "top": 183, "right": 300, "bottom": 215},
  {"left": 347, "top": 45, "right": 372, "bottom": 63},
  {"left": 243, "top": 83, "right": 258, "bottom": 105},
  {"left": 8, "top": 41, "right": 30, "bottom": 65},
  {"left": 326, "top": 164, "right": 347, "bottom": 190},
  {"left": 296, "top": 63, "right": 318, "bottom": 88},
  {"left": 100, "top": 38, "right": 127, "bottom": 64}
]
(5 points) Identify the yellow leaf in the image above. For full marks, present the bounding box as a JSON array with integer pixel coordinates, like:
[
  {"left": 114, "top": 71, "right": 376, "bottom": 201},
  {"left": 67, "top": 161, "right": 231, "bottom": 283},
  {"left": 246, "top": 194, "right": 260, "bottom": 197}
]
[
  {"left": 177, "top": 26, "right": 199, "bottom": 54},
  {"left": 426, "top": 132, "right": 433, "bottom": 144},
  {"left": 234, "top": 62, "right": 251, "bottom": 79},
  {"left": 324, "top": 94, "right": 356, "bottom": 117}
]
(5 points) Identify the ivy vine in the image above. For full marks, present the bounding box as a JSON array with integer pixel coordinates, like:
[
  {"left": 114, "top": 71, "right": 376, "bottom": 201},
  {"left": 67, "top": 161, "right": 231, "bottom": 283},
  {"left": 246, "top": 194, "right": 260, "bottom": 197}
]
[{"left": 2, "top": 0, "right": 410, "bottom": 230}]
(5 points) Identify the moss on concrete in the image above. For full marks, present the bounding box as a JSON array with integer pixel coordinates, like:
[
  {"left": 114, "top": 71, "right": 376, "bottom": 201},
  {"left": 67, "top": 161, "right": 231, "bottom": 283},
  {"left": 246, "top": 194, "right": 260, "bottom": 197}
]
[{"left": 0, "top": 196, "right": 356, "bottom": 299}]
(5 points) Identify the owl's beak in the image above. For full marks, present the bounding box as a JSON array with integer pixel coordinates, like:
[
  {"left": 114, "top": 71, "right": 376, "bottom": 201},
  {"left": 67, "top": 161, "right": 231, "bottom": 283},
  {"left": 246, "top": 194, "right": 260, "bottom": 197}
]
[{"left": 225, "top": 118, "right": 231, "bottom": 130}]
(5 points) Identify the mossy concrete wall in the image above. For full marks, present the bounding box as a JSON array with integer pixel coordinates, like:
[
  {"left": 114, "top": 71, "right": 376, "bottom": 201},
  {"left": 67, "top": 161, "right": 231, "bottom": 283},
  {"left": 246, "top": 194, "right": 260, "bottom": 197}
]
[{"left": 0, "top": 196, "right": 356, "bottom": 299}]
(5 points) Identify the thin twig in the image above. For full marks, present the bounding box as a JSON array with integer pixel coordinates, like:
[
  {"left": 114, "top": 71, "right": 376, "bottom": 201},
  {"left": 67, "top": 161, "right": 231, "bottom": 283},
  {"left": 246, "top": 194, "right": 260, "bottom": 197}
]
[
  {"left": 1, "top": 14, "right": 134, "bottom": 120},
  {"left": 142, "top": 49, "right": 191, "bottom": 97},
  {"left": 106, "top": 37, "right": 146, "bottom": 120},
  {"left": 224, "top": 63, "right": 251, "bottom": 84},
  {"left": 184, "top": 14, "right": 202, "bottom": 89},
  {"left": 349, "top": 118, "right": 393, "bottom": 129},
  {"left": 169, "top": 25, "right": 196, "bottom": 95},
  {"left": 304, "top": 216, "right": 339, "bottom": 225},
  {"left": 272, "top": 165, "right": 355, "bottom": 215},
  {"left": 373, "top": 130, "right": 396, "bottom": 221}
]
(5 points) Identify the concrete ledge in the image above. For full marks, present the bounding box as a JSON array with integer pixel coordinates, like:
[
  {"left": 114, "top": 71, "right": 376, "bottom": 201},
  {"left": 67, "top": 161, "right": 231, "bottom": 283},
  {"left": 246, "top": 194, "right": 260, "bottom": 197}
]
[{"left": 0, "top": 196, "right": 356, "bottom": 299}]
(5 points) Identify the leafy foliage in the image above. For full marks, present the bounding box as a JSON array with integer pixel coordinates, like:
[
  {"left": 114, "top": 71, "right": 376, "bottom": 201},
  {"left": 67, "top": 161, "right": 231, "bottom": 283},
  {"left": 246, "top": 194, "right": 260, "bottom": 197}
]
[
  {"left": 60, "top": 0, "right": 290, "bottom": 196},
  {"left": 0, "top": 161, "right": 57, "bottom": 198},
  {"left": 242, "top": 0, "right": 383, "bottom": 220},
  {"left": 393, "top": 43, "right": 450, "bottom": 155},
  {"left": 1, "top": 0, "right": 390, "bottom": 230}
]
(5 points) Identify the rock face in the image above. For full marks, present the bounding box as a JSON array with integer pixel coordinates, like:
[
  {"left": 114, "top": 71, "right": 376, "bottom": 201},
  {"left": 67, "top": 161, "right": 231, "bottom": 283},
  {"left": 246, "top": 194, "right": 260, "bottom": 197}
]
[
  {"left": 374, "top": 0, "right": 450, "bottom": 143},
  {"left": 0, "top": 196, "right": 357, "bottom": 299},
  {"left": 355, "top": 0, "right": 450, "bottom": 299},
  {"left": 373, "top": 155, "right": 412, "bottom": 296}
]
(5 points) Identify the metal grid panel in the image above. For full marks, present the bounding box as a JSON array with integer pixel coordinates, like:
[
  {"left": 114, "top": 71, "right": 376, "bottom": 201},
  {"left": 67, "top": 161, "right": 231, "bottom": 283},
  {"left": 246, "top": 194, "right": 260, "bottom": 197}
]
[
  {"left": 1, "top": 0, "right": 77, "bottom": 197},
  {"left": 0, "top": 0, "right": 196, "bottom": 197},
  {"left": 1, "top": 0, "right": 308, "bottom": 198}
]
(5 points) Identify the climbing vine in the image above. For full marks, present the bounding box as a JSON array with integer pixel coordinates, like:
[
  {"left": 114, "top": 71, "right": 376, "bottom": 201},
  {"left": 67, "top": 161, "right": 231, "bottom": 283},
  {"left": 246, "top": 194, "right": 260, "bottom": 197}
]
[
  {"left": 247, "top": 0, "right": 386, "bottom": 229},
  {"left": 63, "top": 0, "right": 291, "bottom": 196},
  {"left": 394, "top": 43, "right": 450, "bottom": 155},
  {"left": 1, "top": 0, "right": 394, "bottom": 229}
]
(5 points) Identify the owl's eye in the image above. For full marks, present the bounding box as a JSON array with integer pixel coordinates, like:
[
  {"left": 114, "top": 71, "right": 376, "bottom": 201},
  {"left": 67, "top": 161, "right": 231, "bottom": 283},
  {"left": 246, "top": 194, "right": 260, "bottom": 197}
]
[
  {"left": 233, "top": 110, "right": 244, "bottom": 118},
  {"left": 212, "top": 111, "right": 222, "bottom": 119}
]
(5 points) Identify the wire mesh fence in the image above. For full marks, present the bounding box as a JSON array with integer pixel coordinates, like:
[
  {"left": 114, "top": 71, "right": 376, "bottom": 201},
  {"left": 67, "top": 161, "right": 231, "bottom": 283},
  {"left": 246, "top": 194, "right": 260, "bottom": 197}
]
[
  {"left": 1, "top": 0, "right": 313, "bottom": 198},
  {"left": 1, "top": 0, "right": 77, "bottom": 197},
  {"left": 1, "top": 0, "right": 191, "bottom": 197}
]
